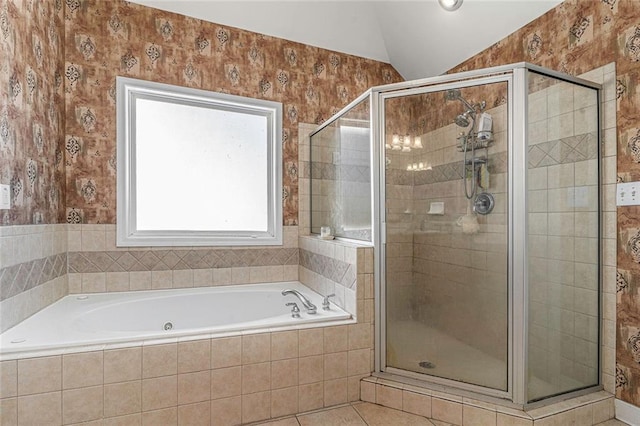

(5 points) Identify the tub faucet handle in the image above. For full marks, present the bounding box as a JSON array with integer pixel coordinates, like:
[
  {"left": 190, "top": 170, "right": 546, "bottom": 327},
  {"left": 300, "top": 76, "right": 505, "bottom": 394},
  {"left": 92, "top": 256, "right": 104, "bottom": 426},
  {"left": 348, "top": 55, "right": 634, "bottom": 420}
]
[
  {"left": 286, "top": 302, "right": 301, "bottom": 318},
  {"left": 322, "top": 294, "right": 336, "bottom": 310}
]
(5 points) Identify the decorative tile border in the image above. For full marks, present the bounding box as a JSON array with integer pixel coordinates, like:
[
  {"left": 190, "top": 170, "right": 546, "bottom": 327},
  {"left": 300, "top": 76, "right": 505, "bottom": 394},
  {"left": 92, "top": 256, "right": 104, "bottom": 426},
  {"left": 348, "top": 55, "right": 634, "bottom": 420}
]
[
  {"left": 299, "top": 248, "right": 356, "bottom": 289},
  {"left": 528, "top": 133, "right": 598, "bottom": 168},
  {"left": 68, "top": 248, "right": 299, "bottom": 273},
  {"left": 0, "top": 253, "right": 67, "bottom": 301}
]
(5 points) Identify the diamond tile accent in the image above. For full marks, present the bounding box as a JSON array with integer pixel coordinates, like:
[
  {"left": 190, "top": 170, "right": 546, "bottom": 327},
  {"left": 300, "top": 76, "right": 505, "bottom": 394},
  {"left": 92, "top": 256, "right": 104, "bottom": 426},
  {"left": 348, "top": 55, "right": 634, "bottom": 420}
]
[{"left": 0, "top": 253, "right": 68, "bottom": 301}]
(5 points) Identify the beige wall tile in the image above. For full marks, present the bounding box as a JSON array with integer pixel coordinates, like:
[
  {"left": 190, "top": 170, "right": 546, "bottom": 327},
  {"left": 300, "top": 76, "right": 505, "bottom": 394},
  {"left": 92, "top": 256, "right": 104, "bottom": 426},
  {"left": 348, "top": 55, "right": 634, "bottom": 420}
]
[
  {"left": 323, "top": 378, "right": 347, "bottom": 407},
  {"left": 104, "top": 380, "right": 142, "bottom": 417},
  {"left": 193, "top": 269, "right": 213, "bottom": 287},
  {"left": 210, "top": 396, "right": 241, "bottom": 426},
  {"left": 323, "top": 352, "right": 347, "bottom": 380},
  {"left": 178, "top": 340, "right": 210, "bottom": 374},
  {"left": 323, "top": 326, "right": 348, "bottom": 353},
  {"left": 299, "top": 328, "right": 323, "bottom": 357},
  {"left": 177, "top": 371, "right": 210, "bottom": 405},
  {"left": 432, "top": 397, "right": 463, "bottom": 425},
  {"left": 104, "top": 413, "right": 142, "bottom": 426},
  {"left": 463, "top": 405, "right": 496, "bottom": 426},
  {"left": 298, "top": 382, "right": 324, "bottom": 413},
  {"left": 151, "top": 270, "right": 173, "bottom": 290},
  {"left": 496, "top": 413, "right": 533, "bottom": 426},
  {"left": 403, "top": 390, "right": 431, "bottom": 418},
  {"left": 211, "top": 337, "right": 241, "bottom": 369},
  {"left": 348, "top": 375, "right": 364, "bottom": 402},
  {"left": 348, "top": 323, "right": 372, "bottom": 350},
  {"left": 141, "top": 407, "right": 177, "bottom": 425},
  {"left": 242, "top": 391, "right": 271, "bottom": 424},
  {"left": 142, "top": 375, "right": 177, "bottom": 412},
  {"left": 142, "top": 343, "right": 177, "bottom": 378},
  {"left": 242, "top": 362, "right": 271, "bottom": 394},
  {"left": 271, "top": 330, "right": 299, "bottom": 360},
  {"left": 347, "top": 349, "right": 370, "bottom": 376},
  {"left": 177, "top": 401, "right": 210, "bottom": 426},
  {"left": 376, "top": 384, "right": 402, "bottom": 410},
  {"left": 211, "top": 366, "right": 241, "bottom": 400},
  {"left": 271, "top": 359, "right": 298, "bottom": 390},
  {"left": 106, "top": 272, "right": 130, "bottom": 292},
  {"left": 242, "top": 334, "right": 271, "bottom": 364},
  {"left": 360, "top": 380, "right": 375, "bottom": 403},
  {"left": 298, "top": 355, "right": 323, "bottom": 385},
  {"left": 63, "top": 351, "right": 104, "bottom": 389},
  {"left": 0, "top": 361, "right": 17, "bottom": 398},
  {"left": 62, "top": 385, "right": 103, "bottom": 424},
  {"left": 17, "top": 356, "right": 61, "bottom": 395},
  {"left": 271, "top": 386, "right": 299, "bottom": 418},
  {"left": 105, "top": 347, "right": 142, "bottom": 384},
  {"left": 17, "top": 391, "right": 61, "bottom": 425},
  {"left": 592, "top": 398, "right": 614, "bottom": 423},
  {"left": 129, "top": 271, "right": 152, "bottom": 291},
  {"left": 82, "top": 272, "right": 106, "bottom": 293},
  {"left": 0, "top": 397, "right": 17, "bottom": 426}
]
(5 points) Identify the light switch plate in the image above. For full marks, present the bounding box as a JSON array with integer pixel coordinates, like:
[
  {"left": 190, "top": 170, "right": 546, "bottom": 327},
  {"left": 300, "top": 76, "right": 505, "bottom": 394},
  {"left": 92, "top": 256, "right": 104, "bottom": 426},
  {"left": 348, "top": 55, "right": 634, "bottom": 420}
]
[
  {"left": 617, "top": 181, "right": 640, "bottom": 206},
  {"left": 0, "top": 184, "right": 10, "bottom": 209}
]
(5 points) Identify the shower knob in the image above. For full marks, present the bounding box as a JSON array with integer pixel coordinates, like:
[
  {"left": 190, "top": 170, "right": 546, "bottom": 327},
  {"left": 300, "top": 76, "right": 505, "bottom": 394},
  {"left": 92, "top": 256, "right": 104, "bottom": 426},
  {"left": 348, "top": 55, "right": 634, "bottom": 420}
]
[{"left": 474, "top": 193, "right": 494, "bottom": 215}]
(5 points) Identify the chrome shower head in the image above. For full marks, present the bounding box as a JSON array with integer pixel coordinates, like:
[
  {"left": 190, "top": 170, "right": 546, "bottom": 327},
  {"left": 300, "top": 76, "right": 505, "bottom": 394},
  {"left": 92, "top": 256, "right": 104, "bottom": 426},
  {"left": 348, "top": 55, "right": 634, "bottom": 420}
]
[{"left": 454, "top": 111, "right": 472, "bottom": 127}]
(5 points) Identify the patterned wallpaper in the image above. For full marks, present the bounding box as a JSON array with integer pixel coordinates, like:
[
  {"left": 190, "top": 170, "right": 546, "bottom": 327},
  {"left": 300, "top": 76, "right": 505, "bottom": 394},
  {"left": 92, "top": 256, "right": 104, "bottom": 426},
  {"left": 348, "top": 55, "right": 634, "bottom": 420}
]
[
  {"left": 447, "top": 0, "right": 640, "bottom": 408},
  {"left": 0, "top": 0, "right": 66, "bottom": 225},
  {"left": 62, "top": 0, "right": 402, "bottom": 226}
]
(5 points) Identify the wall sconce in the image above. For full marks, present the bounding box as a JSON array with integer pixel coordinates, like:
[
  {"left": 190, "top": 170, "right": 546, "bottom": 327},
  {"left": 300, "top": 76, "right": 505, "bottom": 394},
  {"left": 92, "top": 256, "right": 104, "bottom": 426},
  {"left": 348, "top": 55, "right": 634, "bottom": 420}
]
[
  {"left": 406, "top": 162, "right": 432, "bottom": 172},
  {"left": 387, "top": 134, "right": 423, "bottom": 152},
  {"left": 391, "top": 134, "right": 402, "bottom": 150}
]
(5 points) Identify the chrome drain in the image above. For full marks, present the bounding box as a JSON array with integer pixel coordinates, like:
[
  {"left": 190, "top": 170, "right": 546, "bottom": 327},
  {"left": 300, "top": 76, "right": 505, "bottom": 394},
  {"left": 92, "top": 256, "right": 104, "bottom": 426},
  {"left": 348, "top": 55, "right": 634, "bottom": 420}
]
[
  {"left": 419, "top": 361, "right": 435, "bottom": 369},
  {"left": 163, "top": 322, "right": 173, "bottom": 331}
]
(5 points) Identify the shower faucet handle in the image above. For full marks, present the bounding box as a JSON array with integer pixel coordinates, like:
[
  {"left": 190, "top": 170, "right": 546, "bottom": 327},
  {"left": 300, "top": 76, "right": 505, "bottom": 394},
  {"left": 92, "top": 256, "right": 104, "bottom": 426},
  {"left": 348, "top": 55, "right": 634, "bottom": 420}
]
[
  {"left": 286, "top": 302, "right": 301, "bottom": 318},
  {"left": 322, "top": 294, "right": 335, "bottom": 310}
]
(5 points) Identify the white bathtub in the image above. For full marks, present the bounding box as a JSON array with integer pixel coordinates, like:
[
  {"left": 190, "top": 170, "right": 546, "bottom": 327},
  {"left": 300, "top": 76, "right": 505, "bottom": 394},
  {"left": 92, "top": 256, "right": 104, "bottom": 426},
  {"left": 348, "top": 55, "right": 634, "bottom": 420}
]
[{"left": 0, "top": 281, "right": 351, "bottom": 360}]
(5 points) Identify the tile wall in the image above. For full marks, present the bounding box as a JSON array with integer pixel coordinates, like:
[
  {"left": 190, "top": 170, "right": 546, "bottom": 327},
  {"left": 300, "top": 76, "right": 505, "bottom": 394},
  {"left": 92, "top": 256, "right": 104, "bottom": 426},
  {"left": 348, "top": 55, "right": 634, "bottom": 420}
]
[
  {"left": 0, "top": 224, "right": 67, "bottom": 332},
  {"left": 65, "top": 225, "right": 299, "bottom": 294}
]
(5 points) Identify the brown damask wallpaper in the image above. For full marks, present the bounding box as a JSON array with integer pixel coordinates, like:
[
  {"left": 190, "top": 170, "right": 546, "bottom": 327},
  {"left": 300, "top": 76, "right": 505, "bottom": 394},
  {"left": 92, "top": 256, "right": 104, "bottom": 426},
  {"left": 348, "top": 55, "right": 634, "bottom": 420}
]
[
  {"left": 447, "top": 0, "right": 640, "bottom": 408},
  {"left": 0, "top": 0, "right": 65, "bottom": 225},
  {"left": 62, "top": 0, "right": 402, "bottom": 226}
]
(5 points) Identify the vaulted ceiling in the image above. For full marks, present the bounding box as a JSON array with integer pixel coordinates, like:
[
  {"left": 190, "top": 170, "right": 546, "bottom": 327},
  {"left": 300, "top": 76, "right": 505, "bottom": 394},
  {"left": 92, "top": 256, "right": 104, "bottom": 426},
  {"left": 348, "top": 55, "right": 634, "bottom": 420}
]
[{"left": 131, "top": 0, "right": 562, "bottom": 80}]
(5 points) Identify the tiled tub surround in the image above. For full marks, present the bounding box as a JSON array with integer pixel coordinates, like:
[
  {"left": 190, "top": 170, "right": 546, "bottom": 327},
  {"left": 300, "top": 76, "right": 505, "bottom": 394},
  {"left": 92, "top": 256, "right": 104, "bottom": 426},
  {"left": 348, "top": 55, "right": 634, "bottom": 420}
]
[
  {"left": 0, "top": 224, "right": 68, "bottom": 332},
  {"left": 66, "top": 225, "right": 299, "bottom": 293},
  {"left": 0, "top": 324, "right": 374, "bottom": 425}
]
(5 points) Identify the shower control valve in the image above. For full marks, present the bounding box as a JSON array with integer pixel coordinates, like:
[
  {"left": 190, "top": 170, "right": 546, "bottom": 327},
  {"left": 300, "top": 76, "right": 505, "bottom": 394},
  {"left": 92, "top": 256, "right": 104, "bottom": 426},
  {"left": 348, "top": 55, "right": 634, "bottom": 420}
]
[
  {"left": 286, "top": 302, "right": 301, "bottom": 318},
  {"left": 322, "top": 294, "right": 336, "bottom": 310}
]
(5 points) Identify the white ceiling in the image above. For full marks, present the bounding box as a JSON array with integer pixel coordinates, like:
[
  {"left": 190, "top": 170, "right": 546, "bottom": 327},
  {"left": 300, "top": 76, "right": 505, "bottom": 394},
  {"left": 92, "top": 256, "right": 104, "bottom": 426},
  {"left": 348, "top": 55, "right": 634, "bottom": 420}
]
[{"left": 130, "top": 0, "right": 562, "bottom": 80}]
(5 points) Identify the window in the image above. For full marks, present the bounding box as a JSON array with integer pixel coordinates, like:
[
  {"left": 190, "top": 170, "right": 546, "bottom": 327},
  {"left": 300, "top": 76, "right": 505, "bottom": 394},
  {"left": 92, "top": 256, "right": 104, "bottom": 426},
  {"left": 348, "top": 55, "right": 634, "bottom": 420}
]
[{"left": 116, "top": 77, "right": 282, "bottom": 246}]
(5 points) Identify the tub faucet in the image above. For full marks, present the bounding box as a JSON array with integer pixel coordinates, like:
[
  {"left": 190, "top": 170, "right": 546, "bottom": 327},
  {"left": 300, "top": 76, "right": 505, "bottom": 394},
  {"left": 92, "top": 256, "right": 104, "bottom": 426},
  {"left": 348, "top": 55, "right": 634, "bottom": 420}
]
[{"left": 282, "top": 289, "right": 317, "bottom": 314}]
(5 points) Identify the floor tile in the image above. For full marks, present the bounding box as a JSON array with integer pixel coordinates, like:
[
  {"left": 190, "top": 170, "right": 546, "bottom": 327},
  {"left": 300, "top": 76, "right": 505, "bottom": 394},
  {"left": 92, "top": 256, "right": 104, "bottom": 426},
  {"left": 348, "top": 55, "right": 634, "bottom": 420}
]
[
  {"left": 353, "top": 402, "right": 436, "bottom": 426},
  {"left": 594, "top": 420, "right": 630, "bottom": 426},
  {"left": 297, "top": 405, "right": 367, "bottom": 426}
]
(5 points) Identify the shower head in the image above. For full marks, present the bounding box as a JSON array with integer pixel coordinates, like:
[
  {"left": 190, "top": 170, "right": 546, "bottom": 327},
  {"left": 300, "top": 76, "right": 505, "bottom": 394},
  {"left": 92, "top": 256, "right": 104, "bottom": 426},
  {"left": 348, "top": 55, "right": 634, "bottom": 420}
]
[{"left": 455, "top": 112, "right": 471, "bottom": 127}]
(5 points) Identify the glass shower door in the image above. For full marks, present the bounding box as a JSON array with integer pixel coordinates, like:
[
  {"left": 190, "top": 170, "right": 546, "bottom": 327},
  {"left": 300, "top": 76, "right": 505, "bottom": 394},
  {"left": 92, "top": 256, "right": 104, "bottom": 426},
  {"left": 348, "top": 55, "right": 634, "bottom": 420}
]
[{"left": 383, "top": 80, "right": 510, "bottom": 392}]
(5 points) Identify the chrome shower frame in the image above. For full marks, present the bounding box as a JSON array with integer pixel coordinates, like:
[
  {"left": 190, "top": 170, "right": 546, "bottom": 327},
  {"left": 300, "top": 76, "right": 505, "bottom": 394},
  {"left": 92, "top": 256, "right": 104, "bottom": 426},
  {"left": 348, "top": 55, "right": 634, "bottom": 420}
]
[{"left": 310, "top": 62, "right": 603, "bottom": 409}]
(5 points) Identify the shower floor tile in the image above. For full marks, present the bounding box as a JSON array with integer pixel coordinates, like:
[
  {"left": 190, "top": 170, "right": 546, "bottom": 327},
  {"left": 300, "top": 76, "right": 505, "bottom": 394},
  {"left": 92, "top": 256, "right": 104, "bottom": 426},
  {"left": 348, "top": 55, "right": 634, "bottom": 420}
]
[{"left": 252, "top": 402, "right": 630, "bottom": 426}]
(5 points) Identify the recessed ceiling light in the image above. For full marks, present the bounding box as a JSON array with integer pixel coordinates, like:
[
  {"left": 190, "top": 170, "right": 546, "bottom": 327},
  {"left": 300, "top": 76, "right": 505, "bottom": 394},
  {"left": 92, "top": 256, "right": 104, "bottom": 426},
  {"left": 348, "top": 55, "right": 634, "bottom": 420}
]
[{"left": 438, "top": 0, "right": 463, "bottom": 12}]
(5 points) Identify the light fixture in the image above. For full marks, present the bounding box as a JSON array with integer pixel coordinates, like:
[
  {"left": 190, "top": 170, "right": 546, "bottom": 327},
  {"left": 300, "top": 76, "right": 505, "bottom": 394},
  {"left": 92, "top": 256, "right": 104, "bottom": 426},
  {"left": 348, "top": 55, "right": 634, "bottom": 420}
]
[
  {"left": 391, "top": 134, "right": 402, "bottom": 150},
  {"left": 413, "top": 136, "right": 423, "bottom": 149},
  {"left": 438, "top": 0, "right": 463, "bottom": 12}
]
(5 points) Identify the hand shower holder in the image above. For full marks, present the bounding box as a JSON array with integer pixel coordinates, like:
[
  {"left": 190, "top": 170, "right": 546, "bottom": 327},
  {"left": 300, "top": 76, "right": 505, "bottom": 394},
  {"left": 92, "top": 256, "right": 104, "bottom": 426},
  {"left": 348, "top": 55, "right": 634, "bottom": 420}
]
[{"left": 456, "top": 132, "right": 493, "bottom": 152}]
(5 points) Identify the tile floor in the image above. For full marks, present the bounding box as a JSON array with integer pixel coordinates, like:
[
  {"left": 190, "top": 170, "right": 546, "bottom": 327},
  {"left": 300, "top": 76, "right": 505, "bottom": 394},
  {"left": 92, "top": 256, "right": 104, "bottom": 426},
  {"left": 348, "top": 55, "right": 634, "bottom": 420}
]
[{"left": 252, "top": 402, "right": 631, "bottom": 426}]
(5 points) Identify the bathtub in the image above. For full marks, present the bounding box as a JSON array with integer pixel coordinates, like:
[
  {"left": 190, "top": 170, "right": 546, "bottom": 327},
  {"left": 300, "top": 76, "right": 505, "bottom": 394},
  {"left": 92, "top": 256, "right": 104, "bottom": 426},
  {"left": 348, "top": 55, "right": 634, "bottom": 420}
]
[{"left": 0, "top": 281, "right": 351, "bottom": 360}]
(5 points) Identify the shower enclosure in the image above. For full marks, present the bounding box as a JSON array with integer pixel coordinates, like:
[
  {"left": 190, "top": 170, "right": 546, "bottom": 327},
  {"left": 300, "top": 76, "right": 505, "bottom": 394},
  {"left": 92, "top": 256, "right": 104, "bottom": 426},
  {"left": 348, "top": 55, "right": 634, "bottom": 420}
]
[{"left": 308, "top": 63, "right": 601, "bottom": 407}]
